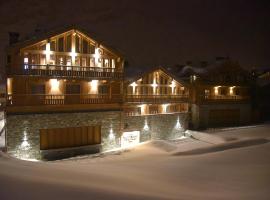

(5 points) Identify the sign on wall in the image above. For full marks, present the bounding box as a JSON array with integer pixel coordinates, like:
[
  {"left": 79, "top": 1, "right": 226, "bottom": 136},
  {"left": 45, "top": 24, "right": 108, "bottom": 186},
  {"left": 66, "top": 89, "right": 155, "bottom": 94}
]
[{"left": 121, "top": 131, "right": 140, "bottom": 148}]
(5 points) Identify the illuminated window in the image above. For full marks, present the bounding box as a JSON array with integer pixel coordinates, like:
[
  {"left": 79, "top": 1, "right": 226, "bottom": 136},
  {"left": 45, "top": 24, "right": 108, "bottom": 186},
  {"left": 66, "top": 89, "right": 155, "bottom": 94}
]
[
  {"left": 205, "top": 89, "right": 210, "bottom": 99},
  {"left": 75, "top": 56, "right": 80, "bottom": 66},
  {"left": 90, "top": 58, "right": 95, "bottom": 67},
  {"left": 104, "top": 59, "right": 109, "bottom": 67},
  {"left": 24, "top": 57, "right": 28, "bottom": 69},
  {"left": 40, "top": 55, "right": 46, "bottom": 65},
  {"left": 82, "top": 57, "right": 87, "bottom": 67},
  {"left": 112, "top": 59, "right": 115, "bottom": 68}
]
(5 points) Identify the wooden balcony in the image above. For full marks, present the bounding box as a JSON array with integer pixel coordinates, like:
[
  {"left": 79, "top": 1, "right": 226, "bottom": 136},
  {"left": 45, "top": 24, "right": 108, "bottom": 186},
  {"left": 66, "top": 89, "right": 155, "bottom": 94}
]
[
  {"left": 201, "top": 95, "right": 250, "bottom": 104},
  {"left": 7, "top": 64, "right": 123, "bottom": 80},
  {"left": 7, "top": 94, "right": 122, "bottom": 106},
  {"left": 125, "top": 94, "right": 189, "bottom": 103}
]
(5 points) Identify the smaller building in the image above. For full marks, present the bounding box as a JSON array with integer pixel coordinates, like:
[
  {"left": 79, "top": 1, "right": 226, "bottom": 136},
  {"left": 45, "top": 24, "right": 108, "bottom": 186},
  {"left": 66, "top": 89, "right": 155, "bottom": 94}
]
[{"left": 178, "top": 59, "right": 252, "bottom": 129}]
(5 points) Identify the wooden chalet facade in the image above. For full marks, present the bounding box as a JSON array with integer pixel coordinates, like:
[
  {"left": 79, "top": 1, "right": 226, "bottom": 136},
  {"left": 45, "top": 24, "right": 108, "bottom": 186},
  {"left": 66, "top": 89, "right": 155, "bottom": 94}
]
[
  {"left": 189, "top": 60, "right": 252, "bottom": 128},
  {"left": 6, "top": 27, "right": 124, "bottom": 113},
  {"left": 124, "top": 68, "right": 189, "bottom": 116}
]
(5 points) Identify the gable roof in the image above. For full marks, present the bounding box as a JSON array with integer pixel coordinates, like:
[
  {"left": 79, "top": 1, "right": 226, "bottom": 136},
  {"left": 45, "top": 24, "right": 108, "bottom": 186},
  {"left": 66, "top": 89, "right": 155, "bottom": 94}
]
[
  {"left": 8, "top": 25, "right": 124, "bottom": 58},
  {"left": 126, "top": 66, "right": 189, "bottom": 87}
]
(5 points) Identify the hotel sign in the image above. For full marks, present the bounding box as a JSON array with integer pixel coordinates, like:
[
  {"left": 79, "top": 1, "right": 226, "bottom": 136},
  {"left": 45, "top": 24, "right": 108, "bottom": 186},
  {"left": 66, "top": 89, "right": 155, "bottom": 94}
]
[{"left": 121, "top": 131, "right": 140, "bottom": 148}]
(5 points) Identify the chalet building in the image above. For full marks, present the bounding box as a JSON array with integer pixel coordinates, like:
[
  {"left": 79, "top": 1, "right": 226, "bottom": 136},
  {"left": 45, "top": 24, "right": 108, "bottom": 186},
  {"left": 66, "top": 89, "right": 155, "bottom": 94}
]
[
  {"left": 124, "top": 67, "right": 189, "bottom": 116},
  {"left": 186, "top": 59, "right": 252, "bottom": 128},
  {"left": 6, "top": 27, "right": 124, "bottom": 114}
]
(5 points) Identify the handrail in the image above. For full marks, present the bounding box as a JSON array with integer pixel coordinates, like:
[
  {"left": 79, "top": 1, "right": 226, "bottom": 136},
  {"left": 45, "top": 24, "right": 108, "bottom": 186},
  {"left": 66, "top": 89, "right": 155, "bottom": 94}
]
[
  {"left": 125, "top": 94, "right": 189, "bottom": 103},
  {"left": 7, "top": 64, "right": 123, "bottom": 79},
  {"left": 203, "top": 95, "right": 249, "bottom": 100},
  {"left": 7, "top": 94, "right": 122, "bottom": 106}
]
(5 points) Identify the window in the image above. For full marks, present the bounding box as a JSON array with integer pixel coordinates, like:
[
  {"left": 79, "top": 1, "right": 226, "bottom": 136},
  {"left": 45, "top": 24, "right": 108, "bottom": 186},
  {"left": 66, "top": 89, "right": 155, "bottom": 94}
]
[
  {"left": 75, "top": 35, "right": 80, "bottom": 53},
  {"left": 82, "top": 57, "right": 87, "bottom": 67},
  {"left": 205, "top": 89, "right": 210, "bottom": 99},
  {"left": 66, "top": 34, "right": 71, "bottom": 52},
  {"left": 89, "top": 44, "right": 95, "bottom": 54},
  {"left": 49, "top": 55, "right": 55, "bottom": 65},
  {"left": 58, "top": 37, "right": 64, "bottom": 52},
  {"left": 58, "top": 56, "right": 64, "bottom": 65},
  {"left": 90, "top": 58, "right": 95, "bottom": 67},
  {"left": 82, "top": 39, "right": 88, "bottom": 54},
  {"left": 66, "top": 56, "right": 72, "bottom": 66},
  {"left": 40, "top": 55, "right": 46, "bottom": 65},
  {"left": 104, "top": 59, "right": 109, "bottom": 67},
  {"left": 75, "top": 56, "right": 80, "bottom": 66},
  {"left": 220, "top": 88, "right": 226, "bottom": 95},
  {"left": 111, "top": 59, "right": 115, "bottom": 68},
  {"left": 40, "top": 44, "right": 46, "bottom": 50},
  {"left": 235, "top": 88, "right": 240, "bottom": 95},
  {"left": 50, "top": 41, "right": 56, "bottom": 51},
  {"left": 24, "top": 57, "right": 28, "bottom": 69},
  {"left": 98, "top": 85, "right": 108, "bottom": 94}
]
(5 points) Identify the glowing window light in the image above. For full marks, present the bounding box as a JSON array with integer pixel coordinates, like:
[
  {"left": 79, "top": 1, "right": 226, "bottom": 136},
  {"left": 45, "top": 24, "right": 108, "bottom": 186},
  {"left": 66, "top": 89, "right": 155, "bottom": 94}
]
[
  {"left": 229, "top": 86, "right": 235, "bottom": 95},
  {"left": 121, "top": 131, "right": 140, "bottom": 148},
  {"left": 130, "top": 82, "right": 137, "bottom": 94},
  {"left": 50, "top": 79, "right": 60, "bottom": 92},
  {"left": 89, "top": 80, "right": 98, "bottom": 94},
  {"left": 70, "top": 47, "right": 77, "bottom": 65},
  {"left": 151, "top": 79, "right": 158, "bottom": 94},
  {"left": 94, "top": 48, "right": 102, "bottom": 67},
  {"left": 45, "top": 42, "right": 52, "bottom": 64},
  {"left": 162, "top": 104, "right": 169, "bottom": 113},
  {"left": 24, "top": 57, "right": 29, "bottom": 69},
  {"left": 170, "top": 80, "right": 176, "bottom": 94},
  {"left": 214, "top": 86, "right": 220, "bottom": 95}
]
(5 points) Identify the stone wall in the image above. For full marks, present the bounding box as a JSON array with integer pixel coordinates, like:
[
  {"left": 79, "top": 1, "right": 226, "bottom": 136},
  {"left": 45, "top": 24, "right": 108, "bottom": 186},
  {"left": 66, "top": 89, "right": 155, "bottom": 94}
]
[
  {"left": 124, "top": 113, "right": 189, "bottom": 141},
  {"left": 6, "top": 111, "right": 188, "bottom": 160}
]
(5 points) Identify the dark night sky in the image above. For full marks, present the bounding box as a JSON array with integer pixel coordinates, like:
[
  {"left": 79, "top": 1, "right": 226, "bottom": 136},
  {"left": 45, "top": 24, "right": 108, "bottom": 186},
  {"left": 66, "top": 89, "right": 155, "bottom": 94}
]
[{"left": 0, "top": 0, "right": 270, "bottom": 75}]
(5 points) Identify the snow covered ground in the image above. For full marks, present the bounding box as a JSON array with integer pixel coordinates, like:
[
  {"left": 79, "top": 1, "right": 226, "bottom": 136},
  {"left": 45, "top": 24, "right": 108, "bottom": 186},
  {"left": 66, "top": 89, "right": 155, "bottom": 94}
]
[{"left": 0, "top": 125, "right": 270, "bottom": 200}]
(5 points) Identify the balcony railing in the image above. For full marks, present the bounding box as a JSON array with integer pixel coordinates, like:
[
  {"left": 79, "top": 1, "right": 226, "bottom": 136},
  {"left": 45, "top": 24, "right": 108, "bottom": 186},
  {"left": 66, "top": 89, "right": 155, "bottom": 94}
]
[
  {"left": 7, "top": 64, "right": 123, "bottom": 79},
  {"left": 7, "top": 94, "right": 122, "bottom": 106},
  {"left": 125, "top": 94, "right": 189, "bottom": 103},
  {"left": 202, "top": 95, "right": 249, "bottom": 103}
]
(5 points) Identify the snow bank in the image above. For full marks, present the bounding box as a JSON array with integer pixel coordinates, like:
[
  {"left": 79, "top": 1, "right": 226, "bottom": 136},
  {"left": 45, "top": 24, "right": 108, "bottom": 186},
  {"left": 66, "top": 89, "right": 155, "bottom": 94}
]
[
  {"left": 186, "top": 130, "right": 226, "bottom": 144},
  {"left": 172, "top": 138, "right": 269, "bottom": 156}
]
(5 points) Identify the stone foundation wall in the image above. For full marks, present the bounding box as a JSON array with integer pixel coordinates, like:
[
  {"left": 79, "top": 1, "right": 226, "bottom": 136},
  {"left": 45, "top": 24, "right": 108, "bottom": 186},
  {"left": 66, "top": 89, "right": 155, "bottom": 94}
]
[
  {"left": 6, "top": 111, "right": 188, "bottom": 160},
  {"left": 124, "top": 113, "right": 189, "bottom": 141}
]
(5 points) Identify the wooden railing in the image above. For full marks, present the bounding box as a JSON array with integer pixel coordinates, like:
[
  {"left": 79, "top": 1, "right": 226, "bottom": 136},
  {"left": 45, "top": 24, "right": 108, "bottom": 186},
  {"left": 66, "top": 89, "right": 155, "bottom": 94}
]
[
  {"left": 7, "top": 94, "right": 122, "bottom": 106},
  {"left": 7, "top": 64, "right": 123, "bottom": 79},
  {"left": 125, "top": 94, "right": 189, "bottom": 103},
  {"left": 202, "top": 95, "right": 250, "bottom": 103}
]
